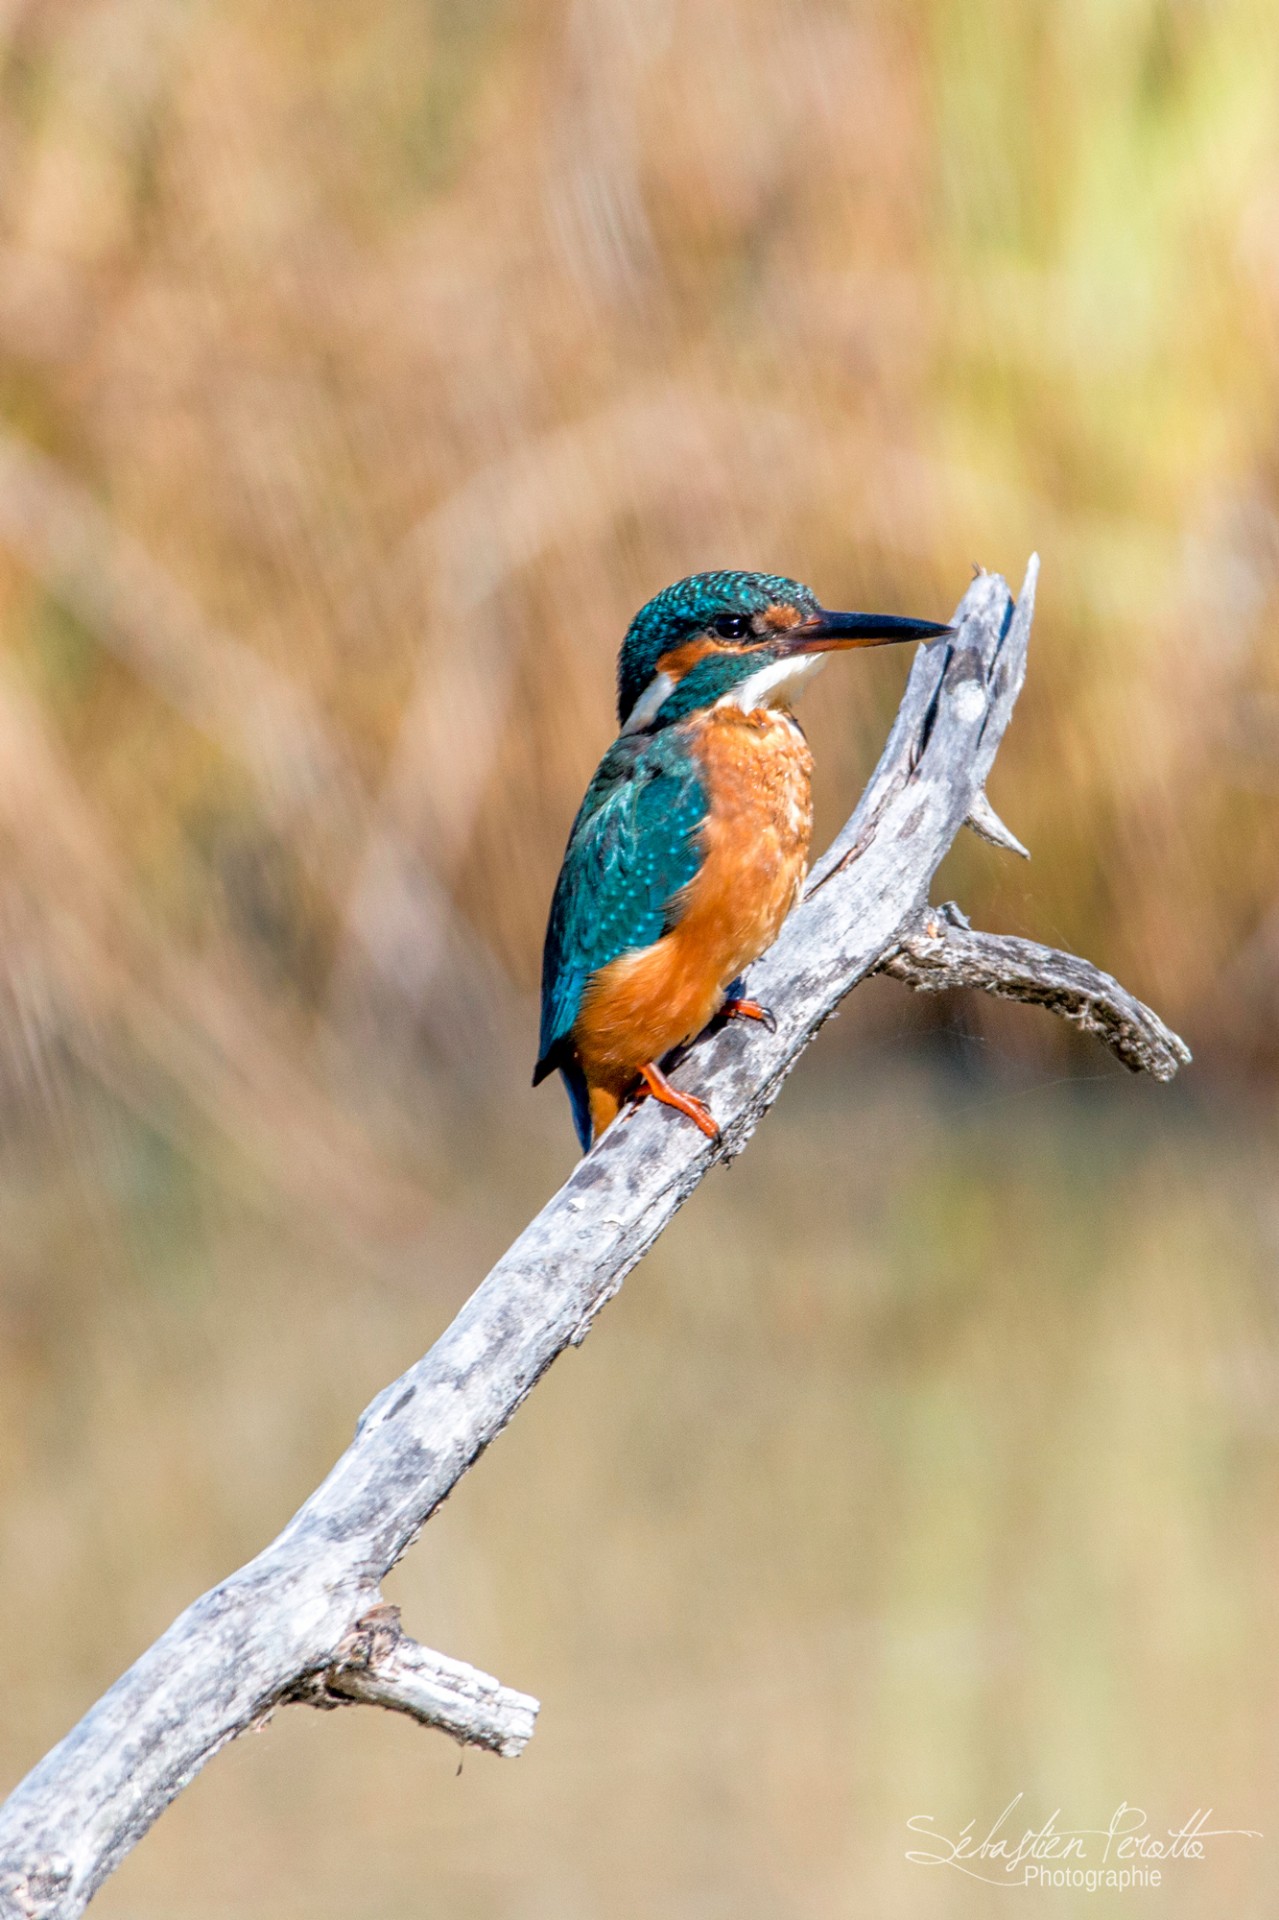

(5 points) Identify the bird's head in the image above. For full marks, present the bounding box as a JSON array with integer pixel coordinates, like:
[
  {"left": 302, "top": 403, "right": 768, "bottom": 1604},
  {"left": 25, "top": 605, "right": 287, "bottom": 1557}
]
[{"left": 616, "top": 570, "right": 951, "bottom": 733}]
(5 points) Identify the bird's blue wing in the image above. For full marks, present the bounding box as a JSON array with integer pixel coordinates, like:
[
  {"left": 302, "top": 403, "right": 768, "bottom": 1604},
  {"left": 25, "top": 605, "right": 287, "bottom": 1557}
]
[{"left": 535, "top": 728, "right": 708, "bottom": 1110}]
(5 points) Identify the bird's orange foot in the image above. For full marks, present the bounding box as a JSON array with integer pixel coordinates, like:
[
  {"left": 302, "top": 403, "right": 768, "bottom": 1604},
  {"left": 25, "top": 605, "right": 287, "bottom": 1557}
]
[
  {"left": 723, "top": 995, "right": 777, "bottom": 1035},
  {"left": 636, "top": 1061, "right": 720, "bottom": 1141}
]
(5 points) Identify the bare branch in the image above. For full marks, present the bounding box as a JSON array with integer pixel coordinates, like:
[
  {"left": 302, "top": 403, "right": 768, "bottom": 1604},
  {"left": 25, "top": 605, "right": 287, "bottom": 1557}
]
[
  {"left": 881, "top": 901, "right": 1192, "bottom": 1081},
  {"left": 0, "top": 557, "right": 1188, "bottom": 1919},
  {"left": 302, "top": 1606, "right": 538, "bottom": 1758},
  {"left": 963, "top": 788, "right": 1031, "bottom": 859}
]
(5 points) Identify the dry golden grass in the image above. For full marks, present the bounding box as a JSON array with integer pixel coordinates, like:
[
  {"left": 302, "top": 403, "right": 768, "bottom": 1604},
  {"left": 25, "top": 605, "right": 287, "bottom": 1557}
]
[{"left": 0, "top": 0, "right": 1274, "bottom": 1205}]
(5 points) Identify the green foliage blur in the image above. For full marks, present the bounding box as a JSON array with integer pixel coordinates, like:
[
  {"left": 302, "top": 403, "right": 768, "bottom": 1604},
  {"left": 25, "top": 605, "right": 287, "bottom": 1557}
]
[{"left": 0, "top": 2, "right": 1276, "bottom": 1915}]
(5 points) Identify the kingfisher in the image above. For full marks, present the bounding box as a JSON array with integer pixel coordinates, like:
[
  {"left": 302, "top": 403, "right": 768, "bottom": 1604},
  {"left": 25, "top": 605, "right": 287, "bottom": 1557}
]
[{"left": 534, "top": 571, "right": 951, "bottom": 1150}]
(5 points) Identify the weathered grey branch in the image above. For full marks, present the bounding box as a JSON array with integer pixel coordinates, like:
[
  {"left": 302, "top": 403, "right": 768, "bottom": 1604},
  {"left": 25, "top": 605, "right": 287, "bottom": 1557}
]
[
  {"left": 963, "top": 788, "right": 1031, "bottom": 859},
  {"left": 881, "top": 901, "right": 1192, "bottom": 1081},
  {"left": 0, "top": 557, "right": 1189, "bottom": 1919},
  {"left": 299, "top": 1605, "right": 538, "bottom": 1758}
]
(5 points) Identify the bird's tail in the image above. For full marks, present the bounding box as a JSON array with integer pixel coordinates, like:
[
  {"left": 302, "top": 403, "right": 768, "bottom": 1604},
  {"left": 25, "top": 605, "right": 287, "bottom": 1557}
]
[{"left": 559, "top": 1056, "right": 594, "bottom": 1153}]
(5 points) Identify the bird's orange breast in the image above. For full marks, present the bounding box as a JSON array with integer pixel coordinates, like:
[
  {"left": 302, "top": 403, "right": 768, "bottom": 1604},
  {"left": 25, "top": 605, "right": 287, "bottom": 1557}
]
[{"left": 573, "top": 704, "right": 813, "bottom": 1125}]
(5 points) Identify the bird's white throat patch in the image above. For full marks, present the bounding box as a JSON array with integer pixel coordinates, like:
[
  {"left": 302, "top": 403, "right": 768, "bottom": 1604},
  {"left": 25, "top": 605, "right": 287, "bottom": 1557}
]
[
  {"left": 620, "top": 652, "right": 824, "bottom": 735},
  {"left": 716, "top": 651, "right": 826, "bottom": 714},
  {"left": 619, "top": 670, "right": 676, "bottom": 736}
]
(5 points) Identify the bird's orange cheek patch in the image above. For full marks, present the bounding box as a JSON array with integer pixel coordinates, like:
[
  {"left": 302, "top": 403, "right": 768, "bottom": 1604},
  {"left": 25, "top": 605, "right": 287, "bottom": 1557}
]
[
  {"left": 655, "top": 637, "right": 723, "bottom": 681},
  {"left": 762, "top": 602, "right": 804, "bottom": 631}
]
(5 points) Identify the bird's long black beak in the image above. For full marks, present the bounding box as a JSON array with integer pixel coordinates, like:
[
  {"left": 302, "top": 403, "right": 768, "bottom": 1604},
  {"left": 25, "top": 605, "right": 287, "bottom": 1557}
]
[{"left": 780, "top": 608, "right": 953, "bottom": 654}]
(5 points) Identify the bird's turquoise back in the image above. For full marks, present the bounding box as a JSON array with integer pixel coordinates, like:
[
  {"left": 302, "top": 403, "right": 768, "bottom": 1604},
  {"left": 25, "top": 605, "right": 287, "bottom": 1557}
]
[{"left": 535, "top": 725, "right": 709, "bottom": 1145}]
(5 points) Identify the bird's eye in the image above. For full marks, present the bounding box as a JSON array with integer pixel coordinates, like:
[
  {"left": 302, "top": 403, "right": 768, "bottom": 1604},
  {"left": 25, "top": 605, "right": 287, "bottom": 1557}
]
[{"left": 712, "top": 614, "right": 751, "bottom": 640}]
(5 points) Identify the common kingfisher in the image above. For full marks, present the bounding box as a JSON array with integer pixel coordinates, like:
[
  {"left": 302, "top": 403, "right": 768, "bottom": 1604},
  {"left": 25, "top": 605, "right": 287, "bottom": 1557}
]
[{"left": 535, "top": 571, "right": 951, "bottom": 1150}]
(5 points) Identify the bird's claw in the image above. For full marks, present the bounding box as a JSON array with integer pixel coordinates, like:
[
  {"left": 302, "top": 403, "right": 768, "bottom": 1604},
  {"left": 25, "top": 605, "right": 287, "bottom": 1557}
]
[
  {"left": 635, "top": 1062, "right": 720, "bottom": 1141},
  {"left": 723, "top": 995, "right": 777, "bottom": 1035}
]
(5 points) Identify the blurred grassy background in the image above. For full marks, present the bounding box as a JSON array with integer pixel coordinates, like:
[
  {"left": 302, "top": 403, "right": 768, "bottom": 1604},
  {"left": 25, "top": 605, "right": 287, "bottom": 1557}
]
[{"left": 0, "top": 0, "right": 1277, "bottom": 1913}]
